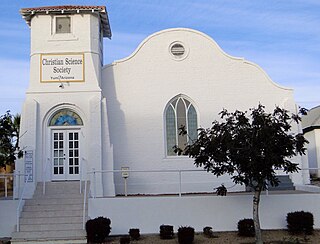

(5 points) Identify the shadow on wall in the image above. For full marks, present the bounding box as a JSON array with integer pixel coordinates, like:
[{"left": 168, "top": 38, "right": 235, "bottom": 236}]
[{"left": 101, "top": 66, "right": 129, "bottom": 169}]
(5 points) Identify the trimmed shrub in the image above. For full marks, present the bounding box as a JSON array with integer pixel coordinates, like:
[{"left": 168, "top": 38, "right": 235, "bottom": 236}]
[
  {"left": 120, "top": 236, "right": 131, "bottom": 244},
  {"left": 178, "top": 226, "right": 195, "bottom": 244},
  {"left": 203, "top": 226, "right": 215, "bottom": 238},
  {"left": 237, "top": 218, "right": 254, "bottom": 237},
  {"left": 287, "top": 211, "right": 314, "bottom": 235},
  {"left": 215, "top": 184, "right": 227, "bottom": 196},
  {"left": 129, "top": 228, "right": 140, "bottom": 240},
  {"left": 86, "top": 216, "right": 111, "bottom": 243},
  {"left": 160, "top": 225, "right": 174, "bottom": 239}
]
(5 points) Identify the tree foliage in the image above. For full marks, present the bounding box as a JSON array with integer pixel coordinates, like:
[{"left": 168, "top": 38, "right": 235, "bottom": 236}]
[
  {"left": 0, "top": 111, "right": 22, "bottom": 167},
  {"left": 182, "top": 104, "right": 307, "bottom": 190},
  {"left": 177, "top": 104, "right": 308, "bottom": 244}
]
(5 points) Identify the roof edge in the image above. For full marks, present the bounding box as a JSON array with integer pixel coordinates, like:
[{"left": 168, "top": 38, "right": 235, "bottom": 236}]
[
  {"left": 20, "top": 5, "right": 111, "bottom": 38},
  {"left": 303, "top": 125, "right": 320, "bottom": 134}
]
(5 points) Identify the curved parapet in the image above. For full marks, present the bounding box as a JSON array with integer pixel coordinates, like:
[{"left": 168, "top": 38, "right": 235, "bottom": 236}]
[{"left": 103, "top": 28, "right": 292, "bottom": 92}]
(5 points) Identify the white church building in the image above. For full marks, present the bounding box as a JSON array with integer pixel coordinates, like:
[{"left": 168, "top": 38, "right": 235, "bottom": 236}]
[
  {"left": 4, "top": 5, "right": 319, "bottom": 241},
  {"left": 15, "top": 5, "right": 310, "bottom": 198}
]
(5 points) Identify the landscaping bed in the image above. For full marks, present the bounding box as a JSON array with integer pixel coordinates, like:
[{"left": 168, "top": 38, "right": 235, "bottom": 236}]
[{"left": 102, "top": 229, "right": 320, "bottom": 243}]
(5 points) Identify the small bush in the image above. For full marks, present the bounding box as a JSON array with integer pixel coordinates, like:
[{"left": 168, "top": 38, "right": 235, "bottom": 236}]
[
  {"left": 215, "top": 184, "right": 227, "bottom": 196},
  {"left": 129, "top": 228, "right": 140, "bottom": 240},
  {"left": 120, "top": 236, "right": 131, "bottom": 244},
  {"left": 178, "top": 226, "right": 195, "bottom": 244},
  {"left": 287, "top": 211, "right": 314, "bottom": 235},
  {"left": 160, "top": 225, "right": 174, "bottom": 239},
  {"left": 203, "top": 226, "right": 216, "bottom": 238},
  {"left": 86, "top": 216, "right": 111, "bottom": 243},
  {"left": 237, "top": 218, "right": 254, "bottom": 237}
]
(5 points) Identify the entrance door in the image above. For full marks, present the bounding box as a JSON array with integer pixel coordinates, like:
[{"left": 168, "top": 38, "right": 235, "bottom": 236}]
[{"left": 52, "top": 130, "right": 80, "bottom": 180}]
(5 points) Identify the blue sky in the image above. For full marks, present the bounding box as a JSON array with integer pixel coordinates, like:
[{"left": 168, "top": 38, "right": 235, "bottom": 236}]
[{"left": 0, "top": 0, "right": 319, "bottom": 115}]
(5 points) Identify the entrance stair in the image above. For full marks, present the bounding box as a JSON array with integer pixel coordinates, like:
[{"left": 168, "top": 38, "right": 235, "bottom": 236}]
[
  {"left": 267, "top": 175, "right": 295, "bottom": 191},
  {"left": 11, "top": 181, "right": 87, "bottom": 244},
  {"left": 246, "top": 175, "right": 295, "bottom": 192}
]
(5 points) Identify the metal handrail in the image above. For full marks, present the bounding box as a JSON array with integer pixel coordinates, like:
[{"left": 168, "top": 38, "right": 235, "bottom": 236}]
[
  {"left": 81, "top": 158, "right": 89, "bottom": 229},
  {"left": 88, "top": 169, "right": 211, "bottom": 198},
  {"left": 82, "top": 176, "right": 88, "bottom": 229},
  {"left": 87, "top": 169, "right": 206, "bottom": 174},
  {"left": 16, "top": 173, "right": 31, "bottom": 232},
  {"left": 42, "top": 158, "right": 50, "bottom": 195},
  {"left": 87, "top": 167, "right": 320, "bottom": 198},
  {"left": 80, "top": 158, "right": 88, "bottom": 194}
]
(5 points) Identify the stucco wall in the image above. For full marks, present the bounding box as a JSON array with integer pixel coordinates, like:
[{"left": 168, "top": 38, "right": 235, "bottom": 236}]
[
  {"left": 102, "top": 28, "right": 303, "bottom": 194},
  {"left": 305, "top": 130, "right": 320, "bottom": 176},
  {"left": 89, "top": 194, "right": 320, "bottom": 235},
  {"left": 0, "top": 200, "right": 20, "bottom": 237}
]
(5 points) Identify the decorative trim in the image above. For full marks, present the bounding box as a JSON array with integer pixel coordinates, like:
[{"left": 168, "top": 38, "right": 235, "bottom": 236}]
[{"left": 49, "top": 109, "right": 83, "bottom": 126}]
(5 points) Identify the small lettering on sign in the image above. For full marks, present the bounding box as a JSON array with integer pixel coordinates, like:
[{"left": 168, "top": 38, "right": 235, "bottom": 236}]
[{"left": 24, "top": 151, "right": 33, "bottom": 183}]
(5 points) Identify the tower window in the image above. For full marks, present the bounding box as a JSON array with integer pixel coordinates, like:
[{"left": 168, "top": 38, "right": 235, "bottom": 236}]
[{"left": 56, "top": 17, "right": 71, "bottom": 34}]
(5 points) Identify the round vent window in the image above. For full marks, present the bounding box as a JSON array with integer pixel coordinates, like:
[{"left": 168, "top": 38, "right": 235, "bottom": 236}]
[
  {"left": 171, "top": 43, "right": 185, "bottom": 57},
  {"left": 169, "top": 42, "right": 188, "bottom": 60}
]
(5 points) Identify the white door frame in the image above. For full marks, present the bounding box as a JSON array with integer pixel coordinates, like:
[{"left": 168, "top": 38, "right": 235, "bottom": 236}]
[{"left": 51, "top": 129, "right": 81, "bottom": 181}]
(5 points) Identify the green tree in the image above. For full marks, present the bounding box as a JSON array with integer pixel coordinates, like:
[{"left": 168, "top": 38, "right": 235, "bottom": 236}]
[
  {"left": 178, "top": 104, "right": 307, "bottom": 244},
  {"left": 0, "top": 111, "right": 22, "bottom": 167}
]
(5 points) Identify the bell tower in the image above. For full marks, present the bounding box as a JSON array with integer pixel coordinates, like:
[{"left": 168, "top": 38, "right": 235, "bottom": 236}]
[
  {"left": 20, "top": 6, "right": 111, "bottom": 91},
  {"left": 17, "top": 6, "right": 114, "bottom": 198}
]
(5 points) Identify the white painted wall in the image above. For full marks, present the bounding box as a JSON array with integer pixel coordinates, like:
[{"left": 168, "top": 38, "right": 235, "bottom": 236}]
[
  {"left": 305, "top": 130, "right": 320, "bottom": 177},
  {"left": 102, "top": 28, "right": 305, "bottom": 195},
  {"left": 315, "top": 129, "right": 320, "bottom": 176},
  {"left": 0, "top": 200, "right": 19, "bottom": 237},
  {"left": 89, "top": 194, "right": 320, "bottom": 235}
]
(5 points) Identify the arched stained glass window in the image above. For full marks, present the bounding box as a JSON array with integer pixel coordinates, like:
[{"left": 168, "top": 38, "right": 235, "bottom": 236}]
[
  {"left": 165, "top": 96, "right": 198, "bottom": 156},
  {"left": 49, "top": 109, "right": 83, "bottom": 126}
]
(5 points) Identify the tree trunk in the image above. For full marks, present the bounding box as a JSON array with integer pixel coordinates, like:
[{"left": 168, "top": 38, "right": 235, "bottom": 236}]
[{"left": 253, "top": 187, "right": 263, "bottom": 244}]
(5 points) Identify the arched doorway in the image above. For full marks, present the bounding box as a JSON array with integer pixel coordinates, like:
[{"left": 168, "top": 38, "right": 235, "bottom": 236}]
[{"left": 48, "top": 109, "right": 83, "bottom": 180}]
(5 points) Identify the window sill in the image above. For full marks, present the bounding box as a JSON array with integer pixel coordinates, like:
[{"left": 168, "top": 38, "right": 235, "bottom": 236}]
[
  {"left": 49, "top": 33, "right": 78, "bottom": 42},
  {"left": 162, "top": 156, "right": 194, "bottom": 162}
]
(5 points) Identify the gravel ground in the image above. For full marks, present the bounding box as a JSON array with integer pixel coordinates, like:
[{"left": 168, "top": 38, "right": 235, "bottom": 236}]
[{"left": 103, "top": 230, "right": 320, "bottom": 244}]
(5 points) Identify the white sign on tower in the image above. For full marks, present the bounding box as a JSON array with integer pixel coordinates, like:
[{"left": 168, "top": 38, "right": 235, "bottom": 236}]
[{"left": 40, "top": 53, "right": 84, "bottom": 82}]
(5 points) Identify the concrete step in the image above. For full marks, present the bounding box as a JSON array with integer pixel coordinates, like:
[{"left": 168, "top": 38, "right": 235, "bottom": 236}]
[
  {"left": 268, "top": 176, "right": 295, "bottom": 191},
  {"left": 268, "top": 184, "right": 295, "bottom": 191},
  {"left": 20, "top": 216, "right": 83, "bottom": 225},
  {"left": 19, "top": 223, "right": 83, "bottom": 232},
  {"left": 35, "top": 182, "right": 83, "bottom": 193},
  {"left": 21, "top": 209, "right": 82, "bottom": 218},
  {"left": 23, "top": 204, "right": 82, "bottom": 211},
  {"left": 34, "top": 188, "right": 83, "bottom": 195},
  {"left": 35, "top": 183, "right": 83, "bottom": 190},
  {"left": 40, "top": 181, "right": 82, "bottom": 187},
  {"left": 11, "top": 229, "right": 86, "bottom": 241},
  {"left": 12, "top": 181, "right": 88, "bottom": 243},
  {"left": 32, "top": 193, "right": 83, "bottom": 199},
  {"left": 246, "top": 175, "right": 295, "bottom": 192},
  {"left": 25, "top": 198, "right": 83, "bottom": 205}
]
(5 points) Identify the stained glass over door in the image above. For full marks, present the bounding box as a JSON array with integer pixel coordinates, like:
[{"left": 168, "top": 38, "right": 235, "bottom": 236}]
[{"left": 49, "top": 109, "right": 83, "bottom": 126}]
